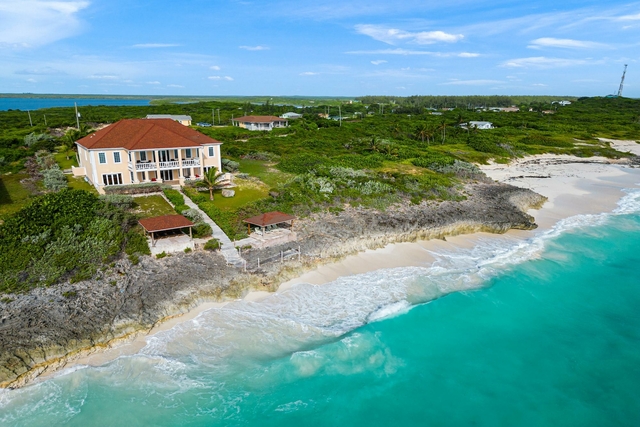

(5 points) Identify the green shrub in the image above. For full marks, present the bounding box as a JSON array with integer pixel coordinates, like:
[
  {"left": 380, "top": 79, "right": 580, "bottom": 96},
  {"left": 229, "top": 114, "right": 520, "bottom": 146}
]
[
  {"left": 192, "top": 222, "right": 212, "bottom": 238},
  {"left": 221, "top": 158, "right": 240, "bottom": 172},
  {"left": 276, "top": 153, "right": 334, "bottom": 174},
  {"left": 204, "top": 238, "right": 220, "bottom": 251},
  {"left": 125, "top": 229, "right": 151, "bottom": 255},
  {"left": 163, "top": 188, "right": 185, "bottom": 206},
  {"left": 104, "top": 183, "right": 164, "bottom": 195},
  {"left": 156, "top": 251, "right": 167, "bottom": 259},
  {"left": 42, "top": 165, "right": 67, "bottom": 191},
  {"left": 100, "top": 194, "right": 134, "bottom": 209},
  {"left": 184, "top": 247, "right": 192, "bottom": 253},
  {"left": 128, "top": 254, "right": 140, "bottom": 265}
]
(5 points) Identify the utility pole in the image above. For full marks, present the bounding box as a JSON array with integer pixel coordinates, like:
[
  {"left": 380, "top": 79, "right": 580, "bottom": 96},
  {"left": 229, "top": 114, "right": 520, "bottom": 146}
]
[
  {"left": 74, "top": 102, "right": 80, "bottom": 130},
  {"left": 217, "top": 109, "right": 221, "bottom": 125},
  {"left": 212, "top": 109, "right": 215, "bottom": 125},
  {"left": 339, "top": 105, "right": 342, "bottom": 127},
  {"left": 27, "top": 110, "right": 33, "bottom": 126},
  {"left": 43, "top": 114, "right": 47, "bottom": 126}
]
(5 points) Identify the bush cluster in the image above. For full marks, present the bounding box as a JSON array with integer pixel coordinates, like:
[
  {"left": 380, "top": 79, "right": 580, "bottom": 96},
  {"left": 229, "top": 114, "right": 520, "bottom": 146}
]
[{"left": 0, "top": 189, "right": 148, "bottom": 292}]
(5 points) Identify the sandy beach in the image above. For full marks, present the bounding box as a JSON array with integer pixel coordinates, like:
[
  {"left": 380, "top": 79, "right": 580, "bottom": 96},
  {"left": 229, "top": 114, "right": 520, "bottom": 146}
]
[{"left": 52, "top": 144, "right": 640, "bottom": 377}]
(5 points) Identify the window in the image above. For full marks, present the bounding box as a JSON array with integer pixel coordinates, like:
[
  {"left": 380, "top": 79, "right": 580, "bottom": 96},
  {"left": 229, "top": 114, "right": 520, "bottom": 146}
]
[
  {"left": 113, "top": 152, "right": 121, "bottom": 163},
  {"left": 102, "top": 173, "right": 123, "bottom": 186},
  {"left": 185, "top": 148, "right": 192, "bottom": 158},
  {"left": 98, "top": 152, "right": 106, "bottom": 164},
  {"left": 128, "top": 152, "right": 131, "bottom": 162},
  {"left": 140, "top": 151, "right": 147, "bottom": 162},
  {"left": 130, "top": 171, "right": 134, "bottom": 182},
  {"left": 208, "top": 146, "right": 214, "bottom": 157},
  {"left": 195, "top": 148, "right": 199, "bottom": 157}
]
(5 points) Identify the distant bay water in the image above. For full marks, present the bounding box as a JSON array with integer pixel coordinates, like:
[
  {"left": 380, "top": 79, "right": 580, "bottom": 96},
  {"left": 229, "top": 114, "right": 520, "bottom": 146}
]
[{"left": 0, "top": 97, "right": 151, "bottom": 111}]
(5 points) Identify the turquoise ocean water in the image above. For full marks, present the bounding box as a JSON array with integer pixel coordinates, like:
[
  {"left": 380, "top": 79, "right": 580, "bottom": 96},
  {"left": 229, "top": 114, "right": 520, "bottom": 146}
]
[{"left": 1, "top": 186, "right": 640, "bottom": 426}]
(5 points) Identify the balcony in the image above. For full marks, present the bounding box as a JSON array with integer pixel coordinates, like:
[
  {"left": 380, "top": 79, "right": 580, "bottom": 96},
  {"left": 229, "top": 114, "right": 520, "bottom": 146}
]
[
  {"left": 182, "top": 158, "right": 200, "bottom": 167},
  {"left": 133, "top": 162, "right": 156, "bottom": 171},
  {"left": 159, "top": 161, "right": 180, "bottom": 169}
]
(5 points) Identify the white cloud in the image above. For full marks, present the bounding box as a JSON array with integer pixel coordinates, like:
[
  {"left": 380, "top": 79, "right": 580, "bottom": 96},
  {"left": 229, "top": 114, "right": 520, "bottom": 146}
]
[
  {"left": 208, "top": 75, "right": 233, "bottom": 81},
  {"left": 131, "top": 43, "right": 180, "bottom": 48},
  {"left": 210, "top": 65, "right": 221, "bottom": 70},
  {"left": 239, "top": 45, "right": 270, "bottom": 51},
  {"left": 300, "top": 71, "right": 319, "bottom": 75},
  {"left": 501, "top": 56, "right": 588, "bottom": 68},
  {"left": 532, "top": 83, "right": 547, "bottom": 87},
  {"left": 167, "top": 84, "right": 184, "bottom": 88},
  {"left": 617, "top": 13, "right": 640, "bottom": 21},
  {"left": 88, "top": 74, "right": 119, "bottom": 80},
  {"left": 528, "top": 38, "right": 607, "bottom": 49},
  {"left": 146, "top": 81, "right": 161, "bottom": 85},
  {"left": 15, "top": 66, "right": 64, "bottom": 75},
  {"left": 26, "top": 78, "right": 37, "bottom": 83},
  {"left": 224, "top": 76, "right": 233, "bottom": 81},
  {"left": 355, "top": 24, "right": 463, "bottom": 45},
  {"left": 441, "top": 79, "right": 503, "bottom": 86},
  {"left": 457, "top": 52, "right": 480, "bottom": 58},
  {"left": 347, "top": 48, "right": 434, "bottom": 55},
  {"left": 371, "top": 60, "right": 387, "bottom": 65},
  {"left": 0, "top": 0, "right": 89, "bottom": 48}
]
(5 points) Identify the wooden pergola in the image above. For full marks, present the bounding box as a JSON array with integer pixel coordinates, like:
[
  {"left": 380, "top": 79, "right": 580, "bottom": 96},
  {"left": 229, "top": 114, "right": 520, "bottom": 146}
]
[
  {"left": 243, "top": 211, "right": 296, "bottom": 235},
  {"left": 139, "top": 215, "right": 194, "bottom": 247}
]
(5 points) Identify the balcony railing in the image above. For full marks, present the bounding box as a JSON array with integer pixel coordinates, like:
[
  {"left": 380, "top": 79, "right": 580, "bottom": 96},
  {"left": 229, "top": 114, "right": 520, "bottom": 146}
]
[
  {"left": 159, "top": 161, "right": 180, "bottom": 169},
  {"left": 134, "top": 162, "right": 156, "bottom": 171},
  {"left": 182, "top": 158, "right": 200, "bottom": 167}
]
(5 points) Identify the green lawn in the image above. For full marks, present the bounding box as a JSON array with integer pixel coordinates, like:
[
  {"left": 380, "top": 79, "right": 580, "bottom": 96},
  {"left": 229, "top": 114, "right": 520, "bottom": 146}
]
[
  {"left": 237, "top": 159, "right": 293, "bottom": 188},
  {"left": 133, "top": 195, "right": 177, "bottom": 218},
  {"left": 54, "top": 150, "right": 78, "bottom": 170},
  {"left": 67, "top": 176, "right": 98, "bottom": 194},
  {"left": 211, "top": 185, "right": 268, "bottom": 211},
  {"left": 0, "top": 173, "right": 34, "bottom": 220}
]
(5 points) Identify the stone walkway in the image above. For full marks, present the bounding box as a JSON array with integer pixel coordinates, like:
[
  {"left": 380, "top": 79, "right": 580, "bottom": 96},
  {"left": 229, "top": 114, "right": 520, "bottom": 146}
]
[{"left": 180, "top": 191, "right": 245, "bottom": 267}]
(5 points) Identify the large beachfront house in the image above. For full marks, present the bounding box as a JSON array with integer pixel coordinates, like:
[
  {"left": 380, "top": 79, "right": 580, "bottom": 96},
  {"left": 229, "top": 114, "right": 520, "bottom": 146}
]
[
  {"left": 231, "top": 115, "right": 288, "bottom": 131},
  {"left": 73, "top": 119, "right": 222, "bottom": 193}
]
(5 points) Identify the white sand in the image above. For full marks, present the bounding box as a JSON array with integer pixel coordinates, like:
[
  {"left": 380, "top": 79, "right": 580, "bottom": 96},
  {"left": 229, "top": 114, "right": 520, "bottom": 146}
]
[{"left": 51, "top": 147, "right": 640, "bottom": 377}]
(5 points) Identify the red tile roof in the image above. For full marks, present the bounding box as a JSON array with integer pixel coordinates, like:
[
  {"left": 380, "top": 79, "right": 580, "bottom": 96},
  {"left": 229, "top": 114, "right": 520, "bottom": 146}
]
[
  {"left": 243, "top": 211, "right": 296, "bottom": 227},
  {"left": 232, "top": 116, "right": 287, "bottom": 123},
  {"left": 139, "top": 215, "right": 194, "bottom": 232},
  {"left": 76, "top": 119, "right": 221, "bottom": 150}
]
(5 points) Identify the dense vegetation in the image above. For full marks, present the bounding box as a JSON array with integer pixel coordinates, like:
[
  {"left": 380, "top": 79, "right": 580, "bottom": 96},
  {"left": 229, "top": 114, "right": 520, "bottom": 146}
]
[
  {"left": 0, "top": 95, "right": 638, "bottom": 287},
  {"left": 0, "top": 189, "right": 149, "bottom": 292}
]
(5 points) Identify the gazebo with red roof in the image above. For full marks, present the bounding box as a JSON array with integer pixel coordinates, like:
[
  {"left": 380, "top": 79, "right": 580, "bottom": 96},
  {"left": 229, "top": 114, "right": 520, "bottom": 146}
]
[
  {"left": 139, "top": 214, "right": 194, "bottom": 247},
  {"left": 243, "top": 211, "right": 296, "bottom": 235}
]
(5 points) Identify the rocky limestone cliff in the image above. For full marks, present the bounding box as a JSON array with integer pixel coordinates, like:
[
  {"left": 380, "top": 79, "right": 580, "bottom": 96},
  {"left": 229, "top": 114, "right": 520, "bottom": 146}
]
[{"left": 0, "top": 182, "right": 546, "bottom": 388}]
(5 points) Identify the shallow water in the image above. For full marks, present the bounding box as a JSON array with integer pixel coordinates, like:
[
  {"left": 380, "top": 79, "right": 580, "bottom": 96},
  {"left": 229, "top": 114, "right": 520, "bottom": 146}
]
[
  {"left": 0, "top": 98, "right": 150, "bottom": 111},
  {"left": 1, "top": 187, "right": 640, "bottom": 426}
]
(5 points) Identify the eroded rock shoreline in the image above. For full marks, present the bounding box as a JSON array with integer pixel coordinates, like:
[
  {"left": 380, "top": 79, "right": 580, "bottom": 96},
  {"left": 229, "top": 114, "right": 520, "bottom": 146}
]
[{"left": 0, "top": 182, "right": 546, "bottom": 389}]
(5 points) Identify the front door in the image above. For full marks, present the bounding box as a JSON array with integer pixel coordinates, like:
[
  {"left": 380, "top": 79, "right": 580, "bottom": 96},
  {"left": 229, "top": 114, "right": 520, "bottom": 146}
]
[{"left": 160, "top": 170, "right": 174, "bottom": 181}]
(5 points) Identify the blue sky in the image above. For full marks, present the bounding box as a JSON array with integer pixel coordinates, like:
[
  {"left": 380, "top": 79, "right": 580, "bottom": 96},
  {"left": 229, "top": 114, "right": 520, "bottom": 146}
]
[{"left": 1, "top": 0, "right": 639, "bottom": 96}]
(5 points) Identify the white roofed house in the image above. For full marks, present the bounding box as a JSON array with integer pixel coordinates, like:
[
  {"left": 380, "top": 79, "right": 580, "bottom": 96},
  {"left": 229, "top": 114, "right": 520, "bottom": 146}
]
[
  {"left": 73, "top": 119, "right": 222, "bottom": 194},
  {"left": 461, "top": 121, "right": 494, "bottom": 130},
  {"left": 231, "top": 116, "right": 288, "bottom": 131},
  {"left": 146, "top": 114, "right": 192, "bottom": 126},
  {"left": 281, "top": 112, "right": 303, "bottom": 119}
]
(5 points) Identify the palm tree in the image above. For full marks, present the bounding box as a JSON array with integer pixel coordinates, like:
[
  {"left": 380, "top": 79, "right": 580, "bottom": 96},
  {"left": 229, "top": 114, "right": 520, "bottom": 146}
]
[
  {"left": 62, "top": 129, "right": 81, "bottom": 160},
  {"left": 415, "top": 123, "right": 430, "bottom": 145},
  {"left": 196, "top": 167, "right": 225, "bottom": 201},
  {"left": 438, "top": 119, "right": 448, "bottom": 144}
]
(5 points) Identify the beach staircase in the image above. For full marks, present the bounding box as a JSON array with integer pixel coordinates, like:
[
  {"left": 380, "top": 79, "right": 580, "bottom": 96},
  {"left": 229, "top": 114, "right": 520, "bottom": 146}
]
[{"left": 179, "top": 191, "right": 245, "bottom": 267}]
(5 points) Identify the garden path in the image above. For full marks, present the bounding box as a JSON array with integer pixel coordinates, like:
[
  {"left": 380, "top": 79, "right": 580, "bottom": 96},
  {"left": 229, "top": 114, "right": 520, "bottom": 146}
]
[{"left": 179, "top": 191, "right": 245, "bottom": 267}]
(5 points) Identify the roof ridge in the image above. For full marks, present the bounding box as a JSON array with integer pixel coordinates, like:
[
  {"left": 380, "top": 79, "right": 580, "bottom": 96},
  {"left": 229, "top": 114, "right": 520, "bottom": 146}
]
[{"left": 126, "top": 121, "right": 156, "bottom": 150}]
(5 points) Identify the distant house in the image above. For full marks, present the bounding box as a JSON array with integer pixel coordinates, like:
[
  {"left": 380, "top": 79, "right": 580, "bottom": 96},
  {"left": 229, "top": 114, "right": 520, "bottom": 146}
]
[
  {"left": 73, "top": 119, "right": 222, "bottom": 193},
  {"left": 146, "top": 114, "right": 192, "bottom": 126},
  {"left": 558, "top": 101, "right": 572, "bottom": 106},
  {"left": 231, "top": 116, "right": 288, "bottom": 131},
  {"left": 281, "top": 112, "right": 303, "bottom": 119},
  {"left": 461, "top": 121, "right": 494, "bottom": 130}
]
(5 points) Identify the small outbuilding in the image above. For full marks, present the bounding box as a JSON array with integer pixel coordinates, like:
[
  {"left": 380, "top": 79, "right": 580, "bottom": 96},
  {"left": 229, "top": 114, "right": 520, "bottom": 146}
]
[
  {"left": 243, "top": 211, "right": 296, "bottom": 235},
  {"left": 139, "top": 214, "right": 194, "bottom": 247}
]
